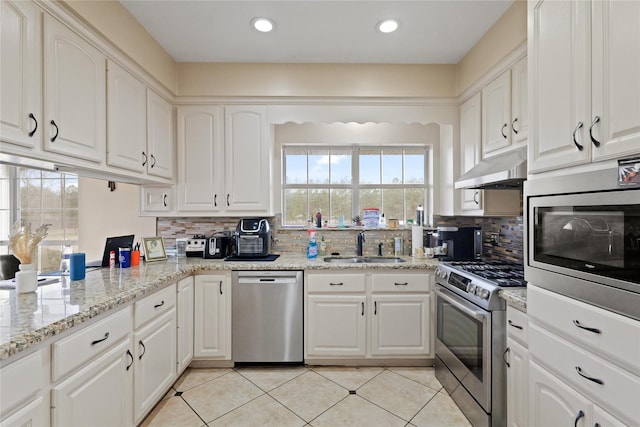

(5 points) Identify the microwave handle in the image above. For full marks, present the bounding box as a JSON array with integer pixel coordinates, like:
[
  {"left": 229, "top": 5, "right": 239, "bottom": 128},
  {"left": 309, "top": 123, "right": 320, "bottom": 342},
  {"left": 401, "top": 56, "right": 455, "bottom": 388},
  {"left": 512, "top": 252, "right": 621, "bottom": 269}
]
[{"left": 435, "top": 286, "right": 487, "bottom": 321}]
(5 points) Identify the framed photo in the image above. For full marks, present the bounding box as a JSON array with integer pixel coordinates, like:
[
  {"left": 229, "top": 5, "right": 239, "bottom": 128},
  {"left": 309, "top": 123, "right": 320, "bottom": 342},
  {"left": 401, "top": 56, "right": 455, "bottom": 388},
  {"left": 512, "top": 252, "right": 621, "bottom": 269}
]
[{"left": 143, "top": 237, "right": 167, "bottom": 262}]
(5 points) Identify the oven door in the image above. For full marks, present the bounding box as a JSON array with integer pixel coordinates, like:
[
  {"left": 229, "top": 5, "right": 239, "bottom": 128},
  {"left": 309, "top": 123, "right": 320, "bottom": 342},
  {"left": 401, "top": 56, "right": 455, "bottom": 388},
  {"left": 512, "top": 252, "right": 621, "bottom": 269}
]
[{"left": 435, "top": 286, "right": 492, "bottom": 411}]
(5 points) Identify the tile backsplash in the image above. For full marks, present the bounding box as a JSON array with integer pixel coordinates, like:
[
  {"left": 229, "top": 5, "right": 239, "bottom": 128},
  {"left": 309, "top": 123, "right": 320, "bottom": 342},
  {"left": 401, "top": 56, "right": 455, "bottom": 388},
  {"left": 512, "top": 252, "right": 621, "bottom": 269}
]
[{"left": 157, "top": 214, "right": 524, "bottom": 263}]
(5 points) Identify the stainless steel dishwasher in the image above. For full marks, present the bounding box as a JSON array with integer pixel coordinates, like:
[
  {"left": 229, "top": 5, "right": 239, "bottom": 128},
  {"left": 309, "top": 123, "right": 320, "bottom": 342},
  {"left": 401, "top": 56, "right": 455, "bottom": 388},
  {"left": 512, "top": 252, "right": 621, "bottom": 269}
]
[{"left": 232, "top": 270, "right": 303, "bottom": 363}]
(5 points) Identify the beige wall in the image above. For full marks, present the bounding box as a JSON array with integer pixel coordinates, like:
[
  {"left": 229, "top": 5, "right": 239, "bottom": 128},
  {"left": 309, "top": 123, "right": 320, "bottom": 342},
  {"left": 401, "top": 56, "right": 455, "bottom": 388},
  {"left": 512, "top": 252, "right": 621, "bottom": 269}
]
[
  {"left": 177, "top": 63, "right": 457, "bottom": 98},
  {"left": 62, "top": 0, "right": 177, "bottom": 93},
  {"left": 78, "top": 177, "right": 156, "bottom": 262},
  {"left": 456, "top": 0, "right": 527, "bottom": 95}
]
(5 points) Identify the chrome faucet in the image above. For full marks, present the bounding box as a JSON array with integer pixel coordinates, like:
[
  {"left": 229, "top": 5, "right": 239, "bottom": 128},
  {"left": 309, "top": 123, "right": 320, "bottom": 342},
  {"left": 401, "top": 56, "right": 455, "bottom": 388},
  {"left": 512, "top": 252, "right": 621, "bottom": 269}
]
[{"left": 357, "top": 231, "right": 365, "bottom": 256}]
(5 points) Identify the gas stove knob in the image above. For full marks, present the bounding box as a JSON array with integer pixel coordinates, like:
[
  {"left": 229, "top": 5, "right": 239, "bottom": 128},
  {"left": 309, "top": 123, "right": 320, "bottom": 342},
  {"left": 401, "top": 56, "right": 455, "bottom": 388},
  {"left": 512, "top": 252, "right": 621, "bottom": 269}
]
[
  {"left": 467, "top": 284, "right": 476, "bottom": 294},
  {"left": 477, "top": 288, "right": 490, "bottom": 299}
]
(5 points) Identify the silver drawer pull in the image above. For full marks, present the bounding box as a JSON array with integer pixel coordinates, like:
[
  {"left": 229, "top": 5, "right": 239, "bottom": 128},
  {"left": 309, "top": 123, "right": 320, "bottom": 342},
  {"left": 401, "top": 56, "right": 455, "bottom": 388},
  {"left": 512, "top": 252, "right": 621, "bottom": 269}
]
[
  {"left": 394, "top": 282, "right": 408, "bottom": 286},
  {"left": 329, "top": 282, "right": 344, "bottom": 286},
  {"left": 575, "top": 366, "right": 604, "bottom": 385},
  {"left": 573, "top": 320, "right": 601, "bottom": 334},
  {"left": 508, "top": 320, "right": 523, "bottom": 330}
]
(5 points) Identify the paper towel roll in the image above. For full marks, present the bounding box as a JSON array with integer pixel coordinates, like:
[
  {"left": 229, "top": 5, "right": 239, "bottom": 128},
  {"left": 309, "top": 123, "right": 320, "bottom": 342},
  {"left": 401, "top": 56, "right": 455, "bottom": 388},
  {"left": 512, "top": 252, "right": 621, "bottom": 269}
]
[{"left": 411, "top": 225, "right": 424, "bottom": 257}]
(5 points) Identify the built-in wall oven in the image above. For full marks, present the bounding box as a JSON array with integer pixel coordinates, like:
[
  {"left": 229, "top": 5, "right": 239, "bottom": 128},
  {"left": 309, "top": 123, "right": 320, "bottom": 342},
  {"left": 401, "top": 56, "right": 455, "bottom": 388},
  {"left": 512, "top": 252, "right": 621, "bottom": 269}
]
[
  {"left": 435, "top": 262, "right": 526, "bottom": 427},
  {"left": 526, "top": 166, "right": 640, "bottom": 321}
]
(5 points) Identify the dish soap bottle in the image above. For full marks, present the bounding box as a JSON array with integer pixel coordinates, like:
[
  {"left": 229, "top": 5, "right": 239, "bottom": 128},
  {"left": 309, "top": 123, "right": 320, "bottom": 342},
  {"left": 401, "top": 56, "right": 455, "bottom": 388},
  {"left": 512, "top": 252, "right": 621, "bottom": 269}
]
[
  {"left": 307, "top": 230, "right": 318, "bottom": 259},
  {"left": 320, "top": 235, "right": 327, "bottom": 256}
]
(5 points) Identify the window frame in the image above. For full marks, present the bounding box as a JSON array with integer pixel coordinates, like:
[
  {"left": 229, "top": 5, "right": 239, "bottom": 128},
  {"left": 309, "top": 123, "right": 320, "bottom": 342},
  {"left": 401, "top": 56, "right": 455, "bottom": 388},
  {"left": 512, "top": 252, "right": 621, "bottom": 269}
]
[{"left": 282, "top": 145, "right": 430, "bottom": 227}]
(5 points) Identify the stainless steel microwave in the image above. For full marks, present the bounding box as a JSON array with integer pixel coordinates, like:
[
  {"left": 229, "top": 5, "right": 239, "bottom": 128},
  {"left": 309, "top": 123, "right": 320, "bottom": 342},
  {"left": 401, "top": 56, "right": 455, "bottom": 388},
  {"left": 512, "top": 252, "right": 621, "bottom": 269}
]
[{"left": 525, "top": 167, "right": 640, "bottom": 320}]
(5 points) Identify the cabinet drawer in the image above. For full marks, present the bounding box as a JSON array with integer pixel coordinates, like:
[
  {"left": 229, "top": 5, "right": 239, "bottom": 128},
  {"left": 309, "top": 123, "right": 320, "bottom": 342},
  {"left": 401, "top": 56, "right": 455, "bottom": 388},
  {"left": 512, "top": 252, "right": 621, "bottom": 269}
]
[
  {"left": 506, "top": 305, "right": 528, "bottom": 346},
  {"left": 52, "top": 306, "right": 131, "bottom": 382},
  {"left": 307, "top": 273, "right": 365, "bottom": 293},
  {"left": 134, "top": 284, "right": 176, "bottom": 329},
  {"left": 528, "top": 285, "right": 640, "bottom": 374},
  {"left": 371, "top": 273, "right": 430, "bottom": 293},
  {"left": 529, "top": 323, "right": 640, "bottom": 425},
  {"left": 0, "top": 349, "right": 47, "bottom": 416}
]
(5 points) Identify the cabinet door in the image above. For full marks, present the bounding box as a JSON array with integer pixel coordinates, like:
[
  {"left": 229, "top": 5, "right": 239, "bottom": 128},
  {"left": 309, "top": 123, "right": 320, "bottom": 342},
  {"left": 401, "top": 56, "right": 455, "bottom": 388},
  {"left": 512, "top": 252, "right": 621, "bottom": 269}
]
[
  {"left": 194, "top": 275, "right": 230, "bottom": 359},
  {"left": 528, "top": 0, "right": 591, "bottom": 172},
  {"left": 52, "top": 339, "right": 133, "bottom": 427},
  {"left": 591, "top": 0, "right": 640, "bottom": 162},
  {"left": 177, "top": 276, "right": 194, "bottom": 374},
  {"left": 177, "top": 105, "right": 223, "bottom": 211},
  {"left": 510, "top": 56, "right": 528, "bottom": 146},
  {"left": 0, "top": 395, "right": 47, "bottom": 427},
  {"left": 529, "top": 361, "right": 590, "bottom": 427},
  {"left": 370, "top": 294, "right": 430, "bottom": 356},
  {"left": 506, "top": 337, "right": 528, "bottom": 427},
  {"left": 459, "top": 93, "right": 483, "bottom": 213},
  {"left": 592, "top": 405, "right": 627, "bottom": 427},
  {"left": 140, "top": 186, "right": 173, "bottom": 214},
  {"left": 482, "top": 70, "right": 511, "bottom": 155},
  {"left": 224, "top": 106, "right": 271, "bottom": 214},
  {"left": 147, "top": 89, "right": 174, "bottom": 179},
  {"left": 306, "top": 295, "right": 366, "bottom": 357},
  {"left": 106, "top": 60, "right": 146, "bottom": 173},
  {"left": 0, "top": 0, "right": 41, "bottom": 149},
  {"left": 134, "top": 309, "right": 177, "bottom": 423},
  {"left": 43, "top": 15, "right": 106, "bottom": 163}
]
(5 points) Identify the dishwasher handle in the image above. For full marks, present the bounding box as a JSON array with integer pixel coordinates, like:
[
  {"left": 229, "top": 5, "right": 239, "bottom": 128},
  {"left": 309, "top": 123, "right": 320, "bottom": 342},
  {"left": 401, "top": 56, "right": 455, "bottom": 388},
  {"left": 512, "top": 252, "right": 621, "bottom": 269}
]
[{"left": 237, "top": 277, "right": 298, "bottom": 285}]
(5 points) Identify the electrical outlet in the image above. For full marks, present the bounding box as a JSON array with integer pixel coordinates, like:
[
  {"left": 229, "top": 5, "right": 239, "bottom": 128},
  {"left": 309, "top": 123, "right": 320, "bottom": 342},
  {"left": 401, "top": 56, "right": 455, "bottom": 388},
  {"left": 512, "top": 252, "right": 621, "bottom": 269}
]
[{"left": 489, "top": 233, "right": 500, "bottom": 245}]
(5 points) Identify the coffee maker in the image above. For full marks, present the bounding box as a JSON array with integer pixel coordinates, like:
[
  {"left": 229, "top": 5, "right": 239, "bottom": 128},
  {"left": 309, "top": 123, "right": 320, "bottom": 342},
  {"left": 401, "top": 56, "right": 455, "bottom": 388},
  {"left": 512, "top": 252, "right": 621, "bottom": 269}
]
[{"left": 425, "top": 226, "right": 482, "bottom": 260}]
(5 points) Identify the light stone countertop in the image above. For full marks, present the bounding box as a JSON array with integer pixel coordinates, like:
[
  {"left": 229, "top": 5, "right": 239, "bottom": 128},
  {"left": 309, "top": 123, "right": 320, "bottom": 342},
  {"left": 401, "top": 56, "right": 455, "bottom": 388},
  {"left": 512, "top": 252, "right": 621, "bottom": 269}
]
[
  {"left": 499, "top": 288, "right": 527, "bottom": 312},
  {"left": 0, "top": 253, "right": 438, "bottom": 363}
]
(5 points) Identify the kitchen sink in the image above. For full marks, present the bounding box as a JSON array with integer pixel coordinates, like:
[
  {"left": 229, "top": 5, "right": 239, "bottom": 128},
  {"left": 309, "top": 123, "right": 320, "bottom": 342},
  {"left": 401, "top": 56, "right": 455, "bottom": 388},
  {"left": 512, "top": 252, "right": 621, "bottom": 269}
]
[{"left": 323, "top": 256, "right": 405, "bottom": 264}]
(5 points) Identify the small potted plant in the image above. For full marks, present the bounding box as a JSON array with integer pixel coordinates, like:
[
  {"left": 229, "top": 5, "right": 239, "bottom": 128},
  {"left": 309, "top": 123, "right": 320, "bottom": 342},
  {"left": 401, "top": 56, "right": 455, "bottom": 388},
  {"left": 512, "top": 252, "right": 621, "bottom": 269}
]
[
  {"left": 352, "top": 215, "right": 362, "bottom": 227},
  {"left": 8, "top": 220, "right": 49, "bottom": 293}
]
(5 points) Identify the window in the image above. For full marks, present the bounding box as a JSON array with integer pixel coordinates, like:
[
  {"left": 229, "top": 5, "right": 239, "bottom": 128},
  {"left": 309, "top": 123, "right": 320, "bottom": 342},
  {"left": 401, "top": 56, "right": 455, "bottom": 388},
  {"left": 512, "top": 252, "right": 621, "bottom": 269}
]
[
  {"left": 282, "top": 146, "right": 429, "bottom": 226},
  {"left": 0, "top": 165, "right": 79, "bottom": 273}
]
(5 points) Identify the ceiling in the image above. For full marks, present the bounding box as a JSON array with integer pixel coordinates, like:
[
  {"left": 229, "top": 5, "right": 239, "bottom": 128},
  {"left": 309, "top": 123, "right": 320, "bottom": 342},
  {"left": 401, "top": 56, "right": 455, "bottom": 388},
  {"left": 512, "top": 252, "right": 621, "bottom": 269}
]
[{"left": 120, "top": 1, "right": 514, "bottom": 64}]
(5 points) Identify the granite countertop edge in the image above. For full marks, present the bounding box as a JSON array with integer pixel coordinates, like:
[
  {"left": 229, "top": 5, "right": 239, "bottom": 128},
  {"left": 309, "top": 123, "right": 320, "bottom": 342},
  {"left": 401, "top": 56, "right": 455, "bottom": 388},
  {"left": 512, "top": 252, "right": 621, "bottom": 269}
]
[
  {"left": 0, "top": 254, "right": 438, "bottom": 362},
  {"left": 499, "top": 288, "right": 527, "bottom": 312}
]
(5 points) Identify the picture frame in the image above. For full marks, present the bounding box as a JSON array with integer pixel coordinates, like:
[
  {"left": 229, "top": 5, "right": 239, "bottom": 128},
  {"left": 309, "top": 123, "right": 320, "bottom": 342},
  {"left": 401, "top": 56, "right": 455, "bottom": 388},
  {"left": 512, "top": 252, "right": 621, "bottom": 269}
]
[{"left": 143, "top": 237, "right": 167, "bottom": 262}]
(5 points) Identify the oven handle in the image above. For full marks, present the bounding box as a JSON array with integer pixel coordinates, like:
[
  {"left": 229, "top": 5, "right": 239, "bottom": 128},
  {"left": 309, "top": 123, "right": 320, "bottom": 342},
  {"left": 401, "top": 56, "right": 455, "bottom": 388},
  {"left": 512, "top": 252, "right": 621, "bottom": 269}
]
[{"left": 435, "top": 286, "right": 488, "bottom": 321}]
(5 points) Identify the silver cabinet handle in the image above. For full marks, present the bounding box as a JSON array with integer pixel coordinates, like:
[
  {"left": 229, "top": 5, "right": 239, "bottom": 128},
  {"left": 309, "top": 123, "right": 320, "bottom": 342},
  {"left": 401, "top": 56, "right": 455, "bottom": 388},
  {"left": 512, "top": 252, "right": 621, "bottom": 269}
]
[
  {"left": 329, "top": 282, "right": 344, "bottom": 286},
  {"left": 394, "top": 282, "right": 408, "bottom": 286},
  {"left": 573, "top": 121, "right": 584, "bottom": 151},
  {"left": 589, "top": 116, "right": 601, "bottom": 147}
]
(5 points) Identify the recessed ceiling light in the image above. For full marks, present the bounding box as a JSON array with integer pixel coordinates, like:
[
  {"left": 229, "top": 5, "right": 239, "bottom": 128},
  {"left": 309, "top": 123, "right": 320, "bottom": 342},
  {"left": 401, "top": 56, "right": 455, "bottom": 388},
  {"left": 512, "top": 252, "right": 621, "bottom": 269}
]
[
  {"left": 377, "top": 19, "right": 399, "bottom": 34},
  {"left": 252, "top": 17, "right": 274, "bottom": 33}
]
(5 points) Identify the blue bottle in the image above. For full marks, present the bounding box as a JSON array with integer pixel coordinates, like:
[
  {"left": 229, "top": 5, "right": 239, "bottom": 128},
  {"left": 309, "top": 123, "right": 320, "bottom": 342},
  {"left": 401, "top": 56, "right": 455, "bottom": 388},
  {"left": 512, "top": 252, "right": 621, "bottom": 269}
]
[{"left": 307, "top": 230, "right": 318, "bottom": 259}]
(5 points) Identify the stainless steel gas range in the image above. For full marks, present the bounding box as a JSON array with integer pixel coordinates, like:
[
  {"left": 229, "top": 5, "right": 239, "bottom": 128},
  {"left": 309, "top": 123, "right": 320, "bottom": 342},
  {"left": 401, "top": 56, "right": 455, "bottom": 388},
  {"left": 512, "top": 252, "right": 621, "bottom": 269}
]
[{"left": 434, "top": 261, "right": 526, "bottom": 427}]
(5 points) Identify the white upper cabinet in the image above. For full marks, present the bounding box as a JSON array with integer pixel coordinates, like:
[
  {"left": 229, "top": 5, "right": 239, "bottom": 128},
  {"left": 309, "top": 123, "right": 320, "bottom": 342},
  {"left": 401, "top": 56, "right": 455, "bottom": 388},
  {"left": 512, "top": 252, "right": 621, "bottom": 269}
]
[
  {"left": 43, "top": 14, "right": 106, "bottom": 163},
  {"left": 0, "top": 0, "right": 42, "bottom": 150},
  {"left": 224, "top": 106, "right": 271, "bottom": 214},
  {"left": 460, "top": 93, "right": 484, "bottom": 214},
  {"left": 107, "top": 60, "right": 147, "bottom": 173},
  {"left": 510, "top": 57, "right": 528, "bottom": 146},
  {"left": 482, "top": 70, "right": 512, "bottom": 155},
  {"left": 529, "top": 0, "right": 640, "bottom": 173},
  {"left": 176, "top": 105, "right": 271, "bottom": 215},
  {"left": 146, "top": 89, "right": 174, "bottom": 179},
  {"left": 590, "top": 0, "right": 640, "bottom": 162},
  {"left": 177, "top": 105, "right": 223, "bottom": 212}
]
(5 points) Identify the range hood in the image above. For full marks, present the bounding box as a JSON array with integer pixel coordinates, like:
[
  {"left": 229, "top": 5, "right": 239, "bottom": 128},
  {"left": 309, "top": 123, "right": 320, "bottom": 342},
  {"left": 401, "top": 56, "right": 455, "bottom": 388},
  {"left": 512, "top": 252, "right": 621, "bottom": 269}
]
[
  {"left": 455, "top": 147, "right": 527, "bottom": 190},
  {"left": 0, "top": 153, "right": 57, "bottom": 171}
]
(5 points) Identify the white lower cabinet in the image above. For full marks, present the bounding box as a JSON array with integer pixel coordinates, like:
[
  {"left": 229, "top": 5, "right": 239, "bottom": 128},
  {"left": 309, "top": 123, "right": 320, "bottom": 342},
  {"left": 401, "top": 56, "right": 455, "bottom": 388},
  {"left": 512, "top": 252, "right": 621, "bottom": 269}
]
[
  {"left": 370, "top": 294, "right": 430, "bottom": 356},
  {"left": 307, "top": 295, "right": 367, "bottom": 357},
  {"left": 505, "top": 305, "right": 529, "bottom": 427},
  {"left": 194, "top": 274, "right": 231, "bottom": 359},
  {"left": 52, "top": 339, "right": 133, "bottom": 427},
  {"left": 0, "top": 348, "right": 50, "bottom": 427},
  {"left": 133, "top": 309, "right": 177, "bottom": 423},
  {"left": 305, "top": 271, "right": 433, "bottom": 361},
  {"left": 177, "top": 276, "right": 194, "bottom": 374}
]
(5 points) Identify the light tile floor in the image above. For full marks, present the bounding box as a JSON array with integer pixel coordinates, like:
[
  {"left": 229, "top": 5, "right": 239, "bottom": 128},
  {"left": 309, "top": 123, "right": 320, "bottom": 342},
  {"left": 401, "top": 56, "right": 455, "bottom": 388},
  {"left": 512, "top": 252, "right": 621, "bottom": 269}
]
[{"left": 141, "top": 366, "right": 472, "bottom": 427}]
